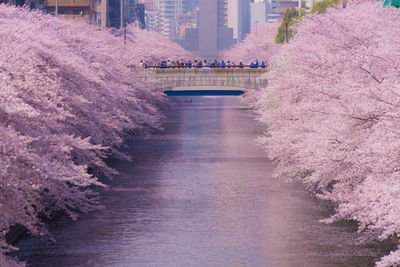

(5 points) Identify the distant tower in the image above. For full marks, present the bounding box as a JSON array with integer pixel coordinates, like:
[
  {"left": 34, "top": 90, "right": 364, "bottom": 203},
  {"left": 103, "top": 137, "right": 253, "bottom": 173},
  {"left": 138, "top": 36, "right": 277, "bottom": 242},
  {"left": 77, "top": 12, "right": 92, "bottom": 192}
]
[
  {"left": 218, "top": 0, "right": 228, "bottom": 27},
  {"left": 228, "top": 0, "right": 250, "bottom": 41},
  {"left": 158, "top": 0, "right": 197, "bottom": 39},
  {"left": 198, "top": 0, "right": 235, "bottom": 59},
  {"left": 251, "top": 0, "right": 266, "bottom": 30},
  {"left": 158, "top": 0, "right": 182, "bottom": 38},
  {"left": 199, "top": 0, "right": 218, "bottom": 59}
]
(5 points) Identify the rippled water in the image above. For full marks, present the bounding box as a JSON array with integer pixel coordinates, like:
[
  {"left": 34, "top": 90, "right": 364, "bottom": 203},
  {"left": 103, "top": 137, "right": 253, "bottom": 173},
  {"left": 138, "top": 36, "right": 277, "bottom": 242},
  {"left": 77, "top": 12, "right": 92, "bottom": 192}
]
[{"left": 15, "top": 96, "right": 388, "bottom": 267}]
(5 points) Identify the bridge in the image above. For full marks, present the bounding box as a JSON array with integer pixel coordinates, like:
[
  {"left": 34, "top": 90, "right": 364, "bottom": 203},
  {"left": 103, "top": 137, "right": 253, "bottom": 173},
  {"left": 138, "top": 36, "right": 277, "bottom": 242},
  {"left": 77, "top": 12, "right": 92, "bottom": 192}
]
[{"left": 137, "top": 68, "right": 268, "bottom": 96}]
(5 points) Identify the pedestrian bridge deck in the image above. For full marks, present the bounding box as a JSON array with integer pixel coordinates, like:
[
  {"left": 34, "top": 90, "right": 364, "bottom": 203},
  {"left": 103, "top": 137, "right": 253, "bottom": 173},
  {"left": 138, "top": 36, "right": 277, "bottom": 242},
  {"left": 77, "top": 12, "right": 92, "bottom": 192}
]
[{"left": 137, "top": 68, "right": 268, "bottom": 92}]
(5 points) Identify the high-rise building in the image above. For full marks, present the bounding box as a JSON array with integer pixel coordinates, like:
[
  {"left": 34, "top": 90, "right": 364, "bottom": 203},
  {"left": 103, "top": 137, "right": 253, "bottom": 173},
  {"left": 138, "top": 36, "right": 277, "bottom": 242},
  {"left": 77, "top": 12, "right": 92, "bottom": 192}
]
[
  {"left": 199, "top": 0, "right": 218, "bottom": 59},
  {"left": 228, "top": 0, "right": 251, "bottom": 41},
  {"left": 107, "top": 0, "right": 121, "bottom": 27},
  {"left": 145, "top": 9, "right": 160, "bottom": 31},
  {"left": 158, "top": 0, "right": 181, "bottom": 38},
  {"left": 157, "top": 0, "right": 199, "bottom": 39},
  {"left": 250, "top": 0, "right": 266, "bottom": 30},
  {"left": 275, "top": 0, "right": 301, "bottom": 15},
  {"left": 95, "top": 0, "right": 108, "bottom": 27},
  {"left": 198, "top": 0, "right": 235, "bottom": 59},
  {"left": 176, "top": 9, "right": 198, "bottom": 39},
  {"left": 265, "top": 0, "right": 279, "bottom": 21},
  {"left": 140, "top": 0, "right": 155, "bottom": 10},
  {"left": 183, "top": 0, "right": 198, "bottom": 13},
  {"left": 265, "top": 0, "right": 305, "bottom": 20},
  {"left": 107, "top": 0, "right": 144, "bottom": 28},
  {"left": 124, "top": 0, "right": 145, "bottom": 27},
  {"left": 218, "top": 0, "right": 228, "bottom": 27}
]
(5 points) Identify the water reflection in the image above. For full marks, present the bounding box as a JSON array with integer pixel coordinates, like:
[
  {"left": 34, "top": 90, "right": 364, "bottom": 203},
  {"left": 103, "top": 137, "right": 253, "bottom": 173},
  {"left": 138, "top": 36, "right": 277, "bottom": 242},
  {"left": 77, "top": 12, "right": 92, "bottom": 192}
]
[{"left": 15, "top": 96, "right": 387, "bottom": 267}]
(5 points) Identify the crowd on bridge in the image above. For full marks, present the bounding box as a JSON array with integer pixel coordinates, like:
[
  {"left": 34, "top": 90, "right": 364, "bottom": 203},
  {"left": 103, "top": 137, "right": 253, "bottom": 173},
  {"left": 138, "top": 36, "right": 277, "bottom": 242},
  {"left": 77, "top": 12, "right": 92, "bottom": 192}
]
[{"left": 139, "top": 59, "right": 267, "bottom": 69}]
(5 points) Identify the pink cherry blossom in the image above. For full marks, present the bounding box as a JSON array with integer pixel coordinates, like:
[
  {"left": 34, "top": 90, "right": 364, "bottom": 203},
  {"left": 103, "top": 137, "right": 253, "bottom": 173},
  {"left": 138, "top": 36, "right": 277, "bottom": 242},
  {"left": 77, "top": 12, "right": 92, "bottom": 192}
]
[
  {"left": 248, "top": 2, "right": 400, "bottom": 266},
  {"left": 220, "top": 22, "right": 281, "bottom": 65},
  {"left": 0, "top": 4, "right": 188, "bottom": 265}
]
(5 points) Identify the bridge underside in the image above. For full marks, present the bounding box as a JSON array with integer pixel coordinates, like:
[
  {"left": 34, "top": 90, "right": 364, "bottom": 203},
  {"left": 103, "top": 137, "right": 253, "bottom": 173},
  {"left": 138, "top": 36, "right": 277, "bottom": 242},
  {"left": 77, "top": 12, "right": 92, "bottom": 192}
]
[
  {"left": 164, "top": 90, "right": 244, "bottom": 96},
  {"left": 171, "top": 85, "right": 244, "bottom": 91},
  {"left": 165, "top": 86, "right": 245, "bottom": 96}
]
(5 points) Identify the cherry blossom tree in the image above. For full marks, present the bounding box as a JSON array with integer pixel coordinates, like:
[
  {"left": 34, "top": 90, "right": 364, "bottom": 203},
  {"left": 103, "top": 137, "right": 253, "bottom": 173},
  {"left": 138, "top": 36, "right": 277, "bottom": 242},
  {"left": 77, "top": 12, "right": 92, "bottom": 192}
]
[
  {"left": 221, "top": 22, "right": 281, "bottom": 65},
  {"left": 254, "top": 2, "right": 400, "bottom": 266},
  {"left": 0, "top": 5, "right": 188, "bottom": 265},
  {"left": 123, "top": 25, "right": 191, "bottom": 66}
]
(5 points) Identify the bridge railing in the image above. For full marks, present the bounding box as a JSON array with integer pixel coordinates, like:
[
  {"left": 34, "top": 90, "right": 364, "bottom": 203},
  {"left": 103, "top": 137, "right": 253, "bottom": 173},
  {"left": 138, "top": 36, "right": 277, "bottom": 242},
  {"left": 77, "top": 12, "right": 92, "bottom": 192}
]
[
  {"left": 144, "top": 68, "right": 268, "bottom": 76},
  {"left": 144, "top": 65, "right": 267, "bottom": 69},
  {"left": 137, "top": 68, "right": 268, "bottom": 89}
]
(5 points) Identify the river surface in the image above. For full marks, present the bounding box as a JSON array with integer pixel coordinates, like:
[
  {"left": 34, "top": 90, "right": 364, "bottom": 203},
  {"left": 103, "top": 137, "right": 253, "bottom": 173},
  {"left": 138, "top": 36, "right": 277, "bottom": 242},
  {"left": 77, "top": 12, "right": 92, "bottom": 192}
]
[{"left": 15, "top": 96, "right": 388, "bottom": 267}]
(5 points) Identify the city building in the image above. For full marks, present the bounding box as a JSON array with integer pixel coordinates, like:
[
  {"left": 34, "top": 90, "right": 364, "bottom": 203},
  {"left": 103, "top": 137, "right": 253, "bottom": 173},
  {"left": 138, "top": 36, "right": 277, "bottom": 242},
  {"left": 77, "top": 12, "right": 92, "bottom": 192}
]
[
  {"left": 107, "top": 0, "right": 121, "bottom": 27},
  {"left": 218, "top": 0, "right": 228, "bottom": 27},
  {"left": 124, "top": 0, "right": 145, "bottom": 27},
  {"left": 198, "top": 0, "right": 235, "bottom": 59},
  {"left": 199, "top": 0, "right": 217, "bottom": 59},
  {"left": 2, "top": 0, "right": 145, "bottom": 27},
  {"left": 45, "top": 0, "right": 96, "bottom": 22},
  {"left": 275, "top": 0, "right": 302, "bottom": 15},
  {"left": 145, "top": 9, "right": 160, "bottom": 31},
  {"left": 140, "top": 0, "right": 155, "bottom": 10},
  {"left": 265, "top": 0, "right": 280, "bottom": 21},
  {"left": 227, "top": 0, "right": 251, "bottom": 41},
  {"left": 158, "top": 0, "right": 182, "bottom": 38},
  {"left": 265, "top": 0, "right": 307, "bottom": 20},
  {"left": 250, "top": 0, "right": 266, "bottom": 30},
  {"left": 176, "top": 9, "right": 198, "bottom": 39},
  {"left": 107, "top": 0, "right": 144, "bottom": 28},
  {"left": 156, "top": 0, "right": 199, "bottom": 39},
  {"left": 95, "top": 0, "right": 107, "bottom": 27},
  {"left": 183, "top": 0, "right": 198, "bottom": 13},
  {"left": 1, "top": 0, "right": 45, "bottom": 10}
]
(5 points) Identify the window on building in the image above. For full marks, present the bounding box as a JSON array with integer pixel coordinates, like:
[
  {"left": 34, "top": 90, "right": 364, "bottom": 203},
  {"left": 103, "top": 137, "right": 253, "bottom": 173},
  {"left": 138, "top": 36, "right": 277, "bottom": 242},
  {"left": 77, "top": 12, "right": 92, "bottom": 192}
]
[
  {"left": 96, "top": 0, "right": 101, "bottom": 5},
  {"left": 59, "top": 9, "right": 70, "bottom": 14},
  {"left": 96, "top": 12, "right": 101, "bottom": 25},
  {"left": 73, "top": 9, "right": 84, "bottom": 15}
]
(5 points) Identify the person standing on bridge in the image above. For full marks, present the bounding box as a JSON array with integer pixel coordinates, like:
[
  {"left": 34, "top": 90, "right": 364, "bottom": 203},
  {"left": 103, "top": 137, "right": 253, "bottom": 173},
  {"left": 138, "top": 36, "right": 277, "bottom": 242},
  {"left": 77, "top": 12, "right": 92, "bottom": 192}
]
[
  {"left": 159, "top": 61, "right": 165, "bottom": 68},
  {"left": 221, "top": 60, "right": 226, "bottom": 69}
]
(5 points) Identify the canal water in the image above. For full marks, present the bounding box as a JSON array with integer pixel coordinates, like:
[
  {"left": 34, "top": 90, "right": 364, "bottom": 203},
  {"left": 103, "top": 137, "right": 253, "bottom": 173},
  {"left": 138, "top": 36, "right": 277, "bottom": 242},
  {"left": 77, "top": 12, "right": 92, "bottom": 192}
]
[{"left": 15, "top": 96, "right": 388, "bottom": 267}]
